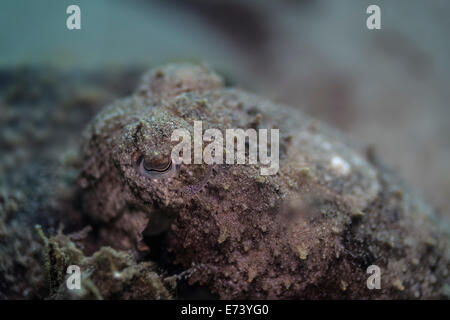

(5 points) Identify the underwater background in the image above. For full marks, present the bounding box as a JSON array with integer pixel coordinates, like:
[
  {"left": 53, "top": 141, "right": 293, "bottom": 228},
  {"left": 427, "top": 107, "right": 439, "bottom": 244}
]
[{"left": 0, "top": 0, "right": 449, "bottom": 299}]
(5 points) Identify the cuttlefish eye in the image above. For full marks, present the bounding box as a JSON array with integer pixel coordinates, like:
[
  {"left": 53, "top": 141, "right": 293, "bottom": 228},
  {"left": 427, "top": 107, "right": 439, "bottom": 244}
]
[
  {"left": 137, "top": 154, "right": 176, "bottom": 179},
  {"left": 143, "top": 154, "right": 171, "bottom": 172}
]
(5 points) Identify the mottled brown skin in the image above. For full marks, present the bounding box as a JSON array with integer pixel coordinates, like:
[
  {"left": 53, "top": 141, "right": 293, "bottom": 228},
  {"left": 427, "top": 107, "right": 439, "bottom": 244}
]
[{"left": 78, "top": 63, "right": 449, "bottom": 299}]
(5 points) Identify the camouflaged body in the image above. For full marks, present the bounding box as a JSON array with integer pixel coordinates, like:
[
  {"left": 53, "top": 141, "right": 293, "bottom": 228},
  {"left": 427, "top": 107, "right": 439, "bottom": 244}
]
[{"left": 79, "top": 64, "right": 449, "bottom": 299}]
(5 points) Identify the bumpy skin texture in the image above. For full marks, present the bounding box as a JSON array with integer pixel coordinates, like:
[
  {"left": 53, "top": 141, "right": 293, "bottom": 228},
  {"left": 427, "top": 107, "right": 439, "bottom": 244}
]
[{"left": 79, "top": 63, "right": 449, "bottom": 299}]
